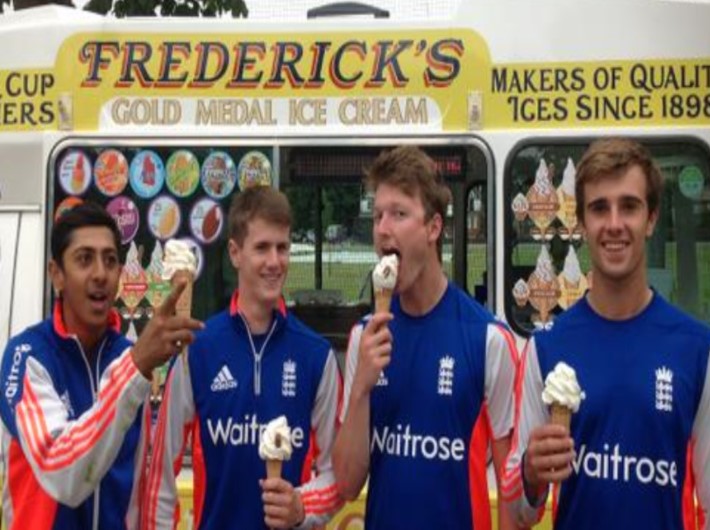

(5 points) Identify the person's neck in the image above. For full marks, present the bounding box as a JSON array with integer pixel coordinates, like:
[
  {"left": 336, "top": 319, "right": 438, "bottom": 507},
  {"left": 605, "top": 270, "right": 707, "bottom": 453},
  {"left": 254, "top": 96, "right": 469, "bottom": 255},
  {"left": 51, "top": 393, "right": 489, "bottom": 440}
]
[
  {"left": 63, "top": 311, "right": 104, "bottom": 356},
  {"left": 399, "top": 267, "right": 448, "bottom": 316},
  {"left": 239, "top": 297, "right": 276, "bottom": 334},
  {"left": 586, "top": 273, "right": 653, "bottom": 321}
]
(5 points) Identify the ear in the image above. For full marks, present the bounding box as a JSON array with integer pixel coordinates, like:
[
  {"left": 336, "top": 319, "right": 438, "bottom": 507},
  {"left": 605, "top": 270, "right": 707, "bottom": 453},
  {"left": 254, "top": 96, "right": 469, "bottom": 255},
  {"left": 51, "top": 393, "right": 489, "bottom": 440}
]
[
  {"left": 227, "top": 239, "right": 242, "bottom": 270},
  {"left": 427, "top": 213, "right": 443, "bottom": 245},
  {"left": 646, "top": 208, "right": 659, "bottom": 238},
  {"left": 48, "top": 259, "right": 64, "bottom": 298}
]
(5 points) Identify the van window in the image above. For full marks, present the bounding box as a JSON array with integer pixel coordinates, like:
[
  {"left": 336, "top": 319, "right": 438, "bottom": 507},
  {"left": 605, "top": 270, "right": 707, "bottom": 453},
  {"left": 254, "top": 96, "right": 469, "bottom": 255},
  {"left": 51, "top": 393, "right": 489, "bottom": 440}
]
[
  {"left": 280, "top": 143, "right": 490, "bottom": 351},
  {"left": 505, "top": 140, "right": 710, "bottom": 336}
]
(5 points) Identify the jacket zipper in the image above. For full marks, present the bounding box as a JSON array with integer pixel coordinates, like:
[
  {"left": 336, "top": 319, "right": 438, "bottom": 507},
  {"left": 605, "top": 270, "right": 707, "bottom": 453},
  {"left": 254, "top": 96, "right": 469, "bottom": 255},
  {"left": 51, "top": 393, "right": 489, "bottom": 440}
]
[
  {"left": 74, "top": 336, "right": 108, "bottom": 530},
  {"left": 239, "top": 314, "right": 277, "bottom": 397}
]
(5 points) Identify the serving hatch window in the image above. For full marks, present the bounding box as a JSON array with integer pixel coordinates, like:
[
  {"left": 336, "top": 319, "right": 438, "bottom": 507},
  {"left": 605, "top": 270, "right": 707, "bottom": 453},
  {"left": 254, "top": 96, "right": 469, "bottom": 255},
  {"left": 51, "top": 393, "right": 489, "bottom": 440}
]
[
  {"left": 505, "top": 139, "right": 710, "bottom": 337},
  {"left": 280, "top": 143, "right": 490, "bottom": 353}
]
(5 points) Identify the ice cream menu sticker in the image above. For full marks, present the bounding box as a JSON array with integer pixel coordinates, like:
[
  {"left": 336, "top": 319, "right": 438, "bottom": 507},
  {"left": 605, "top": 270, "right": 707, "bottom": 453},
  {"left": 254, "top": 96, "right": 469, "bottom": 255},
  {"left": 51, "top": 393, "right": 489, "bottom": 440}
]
[
  {"left": 238, "top": 151, "right": 272, "bottom": 189},
  {"left": 166, "top": 150, "right": 200, "bottom": 198},
  {"left": 129, "top": 150, "right": 165, "bottom": 198},
  {"left": 54, "top": 196, "right": 83, "bottom": 220},
  {"left": 201, "top": 151, "right": 237, "bottom": 199},
  {"left": 148, "top": 195, "right": 181, "bottom": 240},
  {"left": 557, "top": 245, "right": 587, "bottom": 309},
  {"left": 94, "top": 149, "right": 128, "bottom": 197},
  {"left": 190, "top": 198, "right": 223, "bottom": 244},
  {"left": 526, "top": 159, "right": 559, "bottom": 240},
  {"left": 106, "top": 196, "right": 139, "bottom": 244},
  {"left": 58, "top": 150, "right": 92, "bottom": 195}
]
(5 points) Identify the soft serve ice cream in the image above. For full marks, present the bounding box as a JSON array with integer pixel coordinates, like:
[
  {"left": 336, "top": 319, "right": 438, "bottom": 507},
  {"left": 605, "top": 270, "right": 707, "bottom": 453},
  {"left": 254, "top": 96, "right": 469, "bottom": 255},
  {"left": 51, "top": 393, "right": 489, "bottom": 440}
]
[
  {"left": 373, "top": 254, "right": 399, "bottom": 314},
  {"left": 542, "top": 362, "right": 585, "bottom": 429},
  {"left": 259, "top": 416, "right": 293, "bottom": 478},
  {"left": 161, "top": 239, "right": 197, "bottom": 281}
]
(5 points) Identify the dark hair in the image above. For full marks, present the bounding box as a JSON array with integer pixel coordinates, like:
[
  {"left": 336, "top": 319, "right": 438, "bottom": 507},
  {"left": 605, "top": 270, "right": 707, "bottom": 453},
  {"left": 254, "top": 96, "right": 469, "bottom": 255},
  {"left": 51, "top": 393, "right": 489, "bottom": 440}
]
[
  {"left": 365, "top": 146, "right": 451, "bottom": 257},
  {"left": 51, "top": 202, "right": 121, "bottom": 266},
  {"left": 575, "top": 138, "right": 664, "bottom": 222},
  {"left": 228, "top": 186, "right": 292, "bottom": 245}
]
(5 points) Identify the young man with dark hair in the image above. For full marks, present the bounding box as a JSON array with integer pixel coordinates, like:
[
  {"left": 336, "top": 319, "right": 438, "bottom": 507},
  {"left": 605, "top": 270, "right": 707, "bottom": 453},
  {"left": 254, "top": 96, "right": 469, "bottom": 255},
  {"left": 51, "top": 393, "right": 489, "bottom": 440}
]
[
  {"left": 145, "top": 186, "right": 343, "bottom": 530},
  {"left": 504, "top": 138, "right": 710, "bottom": 529},
  {"left": 333, "top": 146, "right": 518, "bottom": 530},
  {"left": 0, "top": 201, "right": 203, "bottom": 529}
]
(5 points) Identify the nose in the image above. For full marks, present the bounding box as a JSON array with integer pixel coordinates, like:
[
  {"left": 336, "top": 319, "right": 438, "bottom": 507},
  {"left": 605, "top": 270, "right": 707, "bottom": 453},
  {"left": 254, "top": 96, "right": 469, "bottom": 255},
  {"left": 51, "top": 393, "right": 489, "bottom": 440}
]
[
  {"left": 92, "top": 260, "right": 108, "bottom": 282},
  {"left": 374, "top": 212, "right": 392, "bottom": 237},
  {"left": 265, "top": 246, "right": 280, "bottom": 267},
  {"left": 607, "top": 205, "right": 623, "bottom": 231}
]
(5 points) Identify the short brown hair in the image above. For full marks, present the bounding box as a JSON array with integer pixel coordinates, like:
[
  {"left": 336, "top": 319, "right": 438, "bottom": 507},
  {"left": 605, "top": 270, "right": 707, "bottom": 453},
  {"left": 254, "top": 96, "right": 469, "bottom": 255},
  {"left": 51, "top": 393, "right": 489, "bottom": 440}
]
[
  {"left": 366, "top": 146, "right": 451, "bottom": 253},
  {"left": 228, "top": 186, "right": 292, "bottom": 245},
  {"left": 575, "top": 138, "right": 663, "bottom": 222}
]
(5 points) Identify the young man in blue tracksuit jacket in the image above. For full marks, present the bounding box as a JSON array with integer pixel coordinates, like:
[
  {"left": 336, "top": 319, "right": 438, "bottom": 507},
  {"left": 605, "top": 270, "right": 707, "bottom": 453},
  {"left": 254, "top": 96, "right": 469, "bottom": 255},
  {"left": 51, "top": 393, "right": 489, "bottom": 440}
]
[
  {"left": 145, "top": 186, "right": 343, "bottom": 530},
  {"left": 0, "top": 202, "right": 202, "bottom": 530}
]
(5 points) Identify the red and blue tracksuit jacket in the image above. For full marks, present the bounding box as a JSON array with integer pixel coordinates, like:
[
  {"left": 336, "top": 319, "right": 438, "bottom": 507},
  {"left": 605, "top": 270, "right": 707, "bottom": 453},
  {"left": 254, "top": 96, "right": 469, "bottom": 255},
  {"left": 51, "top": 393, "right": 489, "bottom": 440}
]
[{"left": 0, "top": 304, "right": 151, "bottom": 530}]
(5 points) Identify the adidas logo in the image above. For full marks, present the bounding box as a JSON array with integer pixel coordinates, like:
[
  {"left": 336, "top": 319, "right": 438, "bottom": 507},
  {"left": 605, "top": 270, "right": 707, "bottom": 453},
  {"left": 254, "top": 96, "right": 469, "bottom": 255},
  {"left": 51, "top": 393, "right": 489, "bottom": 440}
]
[{"left": 211, "top": 365, "right": 238, "bottom": 392}]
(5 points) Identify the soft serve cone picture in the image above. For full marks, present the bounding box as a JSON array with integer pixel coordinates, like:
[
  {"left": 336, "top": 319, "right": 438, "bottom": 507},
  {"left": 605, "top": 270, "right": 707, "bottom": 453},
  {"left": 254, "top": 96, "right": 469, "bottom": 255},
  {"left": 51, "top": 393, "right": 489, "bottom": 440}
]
[
  {"left": 259, "top": 416, "right": 292, "bottom": 479},
  {"left": 373, "top": 254, "right": 398, "bottom": 314},
  {"left": 556, "top": 158, "right": 580, "bottom": 239},
  {"left": 527, "top": 245, "right": 560, "bottom": 325},
  {"left": 526, "top": 159, "right": 559, "bottom": 240},
  {"left": 557, "top": 246, "right": 588, "bottom": 310},
  {"left": 118, "top": 242, "right": 147, "bottom": 317}
]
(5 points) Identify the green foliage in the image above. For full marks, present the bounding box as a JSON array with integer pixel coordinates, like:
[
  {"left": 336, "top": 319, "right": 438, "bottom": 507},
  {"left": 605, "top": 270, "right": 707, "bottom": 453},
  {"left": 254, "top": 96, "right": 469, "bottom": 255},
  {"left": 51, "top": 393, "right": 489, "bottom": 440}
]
[{"left": 2, "top": 0, "right": 246, "bottom": 17}]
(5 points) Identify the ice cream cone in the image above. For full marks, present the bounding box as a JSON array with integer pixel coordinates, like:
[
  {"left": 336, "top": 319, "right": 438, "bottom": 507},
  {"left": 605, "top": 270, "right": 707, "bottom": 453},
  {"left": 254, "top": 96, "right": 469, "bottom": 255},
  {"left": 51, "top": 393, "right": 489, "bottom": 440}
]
[
  {"left": 266, "top": 459, "right": 283, "bottom": 479},
  {"left": 171, "top": 270, "right": 194, "bottom": 370},
  {"left": 171, "top": 270, "right": 194, "bottom": 321},
  {"left": 549, "top": 403, "right": 572, "bottom": 431},
  {"left": 374, "top": 288, "right": 393, "bottom": 314}
]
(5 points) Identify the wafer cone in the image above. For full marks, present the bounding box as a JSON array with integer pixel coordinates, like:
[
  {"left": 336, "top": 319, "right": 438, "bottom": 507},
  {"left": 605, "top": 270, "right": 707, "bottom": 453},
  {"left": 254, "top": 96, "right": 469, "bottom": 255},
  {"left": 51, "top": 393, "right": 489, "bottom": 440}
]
[
  {"left": 374, "top": 288, "right": 393, "bottom": 314},
  {"left": 171, "top": 270, "right": 194, "bottom": 368},
  {"left": 549, "top": 403, "right": 572, "bottom": 431},
  {"left": 266, "top": 459, "right": 282, "bottom": 479}
]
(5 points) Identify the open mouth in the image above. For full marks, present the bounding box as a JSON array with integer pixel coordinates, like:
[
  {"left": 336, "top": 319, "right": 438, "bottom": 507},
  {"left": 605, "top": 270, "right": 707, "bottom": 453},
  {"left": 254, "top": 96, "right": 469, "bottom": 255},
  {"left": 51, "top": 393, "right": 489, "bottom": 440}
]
[{"left": 88, "top": 292, "right": 110, "bottom": 310}]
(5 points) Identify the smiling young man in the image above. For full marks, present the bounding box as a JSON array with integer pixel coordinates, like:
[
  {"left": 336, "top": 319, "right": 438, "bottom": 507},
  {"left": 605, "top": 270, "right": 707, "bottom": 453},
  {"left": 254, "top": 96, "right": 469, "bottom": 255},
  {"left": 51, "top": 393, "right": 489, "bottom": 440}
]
[
  {"left": 0, "top": 202, "right": 203, "bottom": 530},
  {"left": 145, "top": 186, "right": 342, "bottom": 530},
  {"left": 333, "top": 146, "right": 518, "bottom": 530},
  {"left": 504, "top": 138, "right": 710, "bottom": 530}
]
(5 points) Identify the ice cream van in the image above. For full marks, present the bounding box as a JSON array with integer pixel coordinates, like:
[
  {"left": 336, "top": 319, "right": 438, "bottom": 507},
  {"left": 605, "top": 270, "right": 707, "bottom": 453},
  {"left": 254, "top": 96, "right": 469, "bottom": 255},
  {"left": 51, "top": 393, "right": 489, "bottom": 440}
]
[{"left": 0, "top": 0, "right": 709, "bottom": 528}]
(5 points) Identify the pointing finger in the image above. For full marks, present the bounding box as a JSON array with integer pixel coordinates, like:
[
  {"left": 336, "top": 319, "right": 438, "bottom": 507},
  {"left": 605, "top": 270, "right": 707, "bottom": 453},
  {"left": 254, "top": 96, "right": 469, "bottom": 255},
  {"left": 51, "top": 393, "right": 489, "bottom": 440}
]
[{"left": 156, "top": 278, "right": 187, "bottom": 317}]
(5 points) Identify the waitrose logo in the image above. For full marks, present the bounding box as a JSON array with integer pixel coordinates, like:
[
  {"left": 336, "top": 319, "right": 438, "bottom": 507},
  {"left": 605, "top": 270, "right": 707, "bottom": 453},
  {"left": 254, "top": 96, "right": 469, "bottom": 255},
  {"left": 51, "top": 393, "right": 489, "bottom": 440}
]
[
  {"left": 573, "top": 443, "right": 678, "bottom": 487},
  {"left": 371, "top": 424, "right": 465, "bottom": 461},
  {"left": 207, "top": 415, "right": 305, "bottom": 449}
]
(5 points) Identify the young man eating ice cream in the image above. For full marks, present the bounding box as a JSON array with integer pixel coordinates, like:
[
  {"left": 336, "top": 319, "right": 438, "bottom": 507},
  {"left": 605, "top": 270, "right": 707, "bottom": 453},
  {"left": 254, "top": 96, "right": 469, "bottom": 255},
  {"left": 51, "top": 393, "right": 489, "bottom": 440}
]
[
  {"left": 144, "top": 186, "right": 342, "bottom": 530},
  {"left": 504, "top": 138, "right": 710, "bottom": 530},
  {"left": 333, "top": 146, "right": 518, "bottom": 530}
]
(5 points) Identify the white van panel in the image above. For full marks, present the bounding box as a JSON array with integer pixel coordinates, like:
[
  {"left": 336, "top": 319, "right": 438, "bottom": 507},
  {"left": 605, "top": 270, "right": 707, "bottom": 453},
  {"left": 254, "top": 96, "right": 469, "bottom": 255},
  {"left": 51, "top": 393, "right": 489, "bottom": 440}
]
[
  {"left": 0, "top": 212, "right": 20, "bottom": 352},
  {"left": 11, "top": 213, "right": 45, "bottom": 338}
]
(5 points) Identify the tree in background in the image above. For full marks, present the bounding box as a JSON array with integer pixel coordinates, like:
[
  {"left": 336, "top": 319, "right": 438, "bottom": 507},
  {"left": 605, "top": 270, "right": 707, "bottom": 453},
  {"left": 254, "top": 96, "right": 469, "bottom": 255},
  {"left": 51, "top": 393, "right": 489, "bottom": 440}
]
[{"left": 2, "top": 0, "right": 247, "bottom": 18}]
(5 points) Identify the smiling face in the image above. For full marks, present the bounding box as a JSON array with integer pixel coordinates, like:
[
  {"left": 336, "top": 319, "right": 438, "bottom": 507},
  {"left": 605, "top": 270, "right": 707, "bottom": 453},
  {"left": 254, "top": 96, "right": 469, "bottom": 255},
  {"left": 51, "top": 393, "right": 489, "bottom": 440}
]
[
  {"left": 49, "top": 226, "right": 121, "bottom": 349},
  {"left": 373, "top": 183, "right": 442, "bottom": 295},
  {"left": 229, "top": 217, "right": 290, "bottom": 311},
  {"left": 581, "top": 164, "right": 658, "bottom": 287}
]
